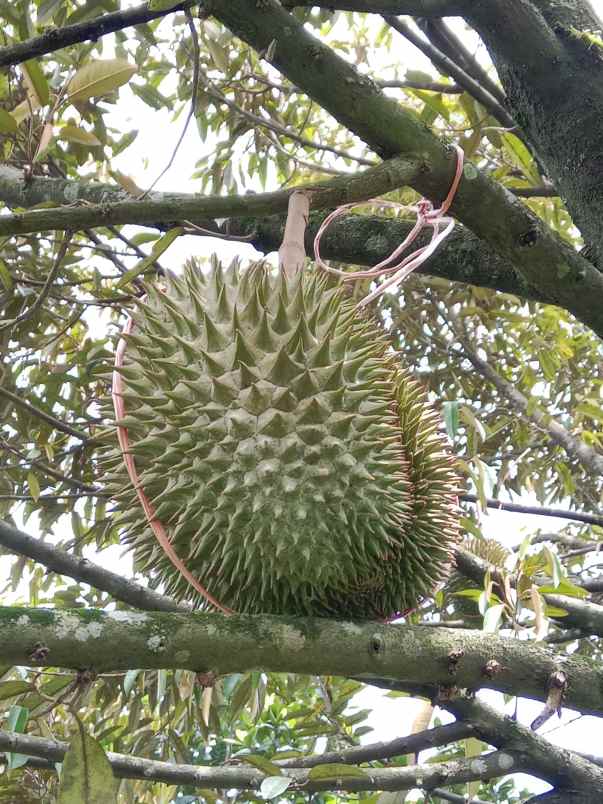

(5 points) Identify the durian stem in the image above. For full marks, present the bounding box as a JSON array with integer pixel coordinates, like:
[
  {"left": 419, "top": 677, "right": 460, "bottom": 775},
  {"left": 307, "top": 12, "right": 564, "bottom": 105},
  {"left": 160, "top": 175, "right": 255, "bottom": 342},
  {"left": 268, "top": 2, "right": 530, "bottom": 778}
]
[{"left": 278, "top": 191, "right": 309, "bottom": 277}]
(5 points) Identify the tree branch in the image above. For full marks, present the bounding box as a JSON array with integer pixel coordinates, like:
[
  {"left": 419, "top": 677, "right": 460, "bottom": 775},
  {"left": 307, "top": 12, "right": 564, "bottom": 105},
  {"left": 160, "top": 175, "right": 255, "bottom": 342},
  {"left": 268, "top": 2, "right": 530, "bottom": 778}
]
[
  {"left": 2, "top": 607, "right": 603, "bottom": 714},
  {"left": 0, "top": 386, "right": 89, "bottom": 443},
  {"left": 0, "top": 728, "right": 529, "bottom": 793},
  {"left": 459, "top": 494, "right": 603, "bottom": 528},
  {"left": 0, "top": 165, "right": 558, "bottom": 306},
  {"left": 385, "top": 16, "right": 517, "bottom": 131},
  {"left": 454, "top": 546, "right": 603, "bottom": 637},
  {"left": 414, "top": 17, "right": 507, "bottom": 105},
  {"left": 0, "top": 520, "right": 190, "bottom": 614},
  {"left": 0, "top": 158, "right": 417, "bottom": 236},
  {"left": 283, "top": 0, "right": 467, "bottom": 14},
  {"left": 206, "top": 0, "right": 603, "bottom": 340},
  {"left": 0, "top": 1, "right": 196, "bottom": 68},
  {"left": 278, "top": 721, "right": 474, "bottom": 767},
  {"left": 444, "top": 694, "right": 603, "bottom": 794}
]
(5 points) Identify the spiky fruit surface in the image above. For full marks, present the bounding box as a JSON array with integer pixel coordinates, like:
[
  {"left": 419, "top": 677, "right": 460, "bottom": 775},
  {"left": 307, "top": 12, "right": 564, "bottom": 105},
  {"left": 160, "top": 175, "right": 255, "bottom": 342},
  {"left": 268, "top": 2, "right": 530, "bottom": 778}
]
[{"left": 103, "top": 258, "right": 458, "bottom": 618}]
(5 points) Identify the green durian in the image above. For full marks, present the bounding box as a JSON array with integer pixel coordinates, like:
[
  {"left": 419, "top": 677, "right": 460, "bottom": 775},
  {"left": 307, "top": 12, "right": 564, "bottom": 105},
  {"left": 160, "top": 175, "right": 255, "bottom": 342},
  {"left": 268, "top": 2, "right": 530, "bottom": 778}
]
[{"left": 103, "top": 257, "right": 458, "bottom": 618}]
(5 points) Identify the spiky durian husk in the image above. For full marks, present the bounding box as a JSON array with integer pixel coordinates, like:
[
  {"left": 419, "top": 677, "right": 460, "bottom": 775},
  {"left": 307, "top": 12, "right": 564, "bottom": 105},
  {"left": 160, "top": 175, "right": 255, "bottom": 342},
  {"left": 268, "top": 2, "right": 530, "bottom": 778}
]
[
  {"left": 102, "top": 258, "right": 458, "bottom": 618},
  {"left": 443, "top": 537, "right": 510, "bottom": 618}
]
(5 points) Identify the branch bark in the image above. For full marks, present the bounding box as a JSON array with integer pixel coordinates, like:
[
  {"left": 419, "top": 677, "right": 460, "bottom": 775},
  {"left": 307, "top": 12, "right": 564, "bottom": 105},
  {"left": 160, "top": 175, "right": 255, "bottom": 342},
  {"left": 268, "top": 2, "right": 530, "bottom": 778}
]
[
  {"left": 0, "top": 728, "right": 529, "bottom": 792},
  {"left": 283, "top": 0, "right": 467, "bottom": 13},
  {"left": 463, "top": 0, "right": 603, "bottom": 265},
  {"left": 2, "top": 607, "right": 603, "bottom": 714}
]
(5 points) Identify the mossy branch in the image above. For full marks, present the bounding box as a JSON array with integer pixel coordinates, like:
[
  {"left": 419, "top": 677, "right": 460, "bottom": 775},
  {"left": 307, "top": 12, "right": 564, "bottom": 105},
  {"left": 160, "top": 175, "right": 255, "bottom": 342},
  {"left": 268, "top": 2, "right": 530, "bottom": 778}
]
[{"left": 2, "top": 606, "right": 603, "bottom": 715}]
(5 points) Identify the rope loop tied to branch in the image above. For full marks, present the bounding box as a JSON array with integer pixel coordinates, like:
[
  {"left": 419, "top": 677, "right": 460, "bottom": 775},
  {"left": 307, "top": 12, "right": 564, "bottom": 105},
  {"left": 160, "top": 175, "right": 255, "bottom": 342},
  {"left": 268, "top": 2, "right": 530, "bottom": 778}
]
[{"left": 314, "top": 144, "right": 464, "bottom": 308}]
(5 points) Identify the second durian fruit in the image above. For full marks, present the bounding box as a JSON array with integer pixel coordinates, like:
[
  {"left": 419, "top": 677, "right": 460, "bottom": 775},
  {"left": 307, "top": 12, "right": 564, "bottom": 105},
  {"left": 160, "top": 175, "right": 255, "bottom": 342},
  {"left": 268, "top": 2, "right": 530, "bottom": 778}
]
[{"left": 104, "top": 258, "right": 458, "bottom": 618}]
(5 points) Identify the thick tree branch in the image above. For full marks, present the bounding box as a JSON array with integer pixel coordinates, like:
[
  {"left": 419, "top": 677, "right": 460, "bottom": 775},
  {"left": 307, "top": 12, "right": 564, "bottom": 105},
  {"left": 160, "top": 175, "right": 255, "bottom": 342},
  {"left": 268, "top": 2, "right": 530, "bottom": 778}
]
[
  {"left": 206, "top": 0, "right": 603, "bottom": 340},
  {"left": 0, "top": 1, "right": 196, "bottom": 68},
  {"left": 0, "top": 728, "right": 528, "bottom": 793},
  {"left": 0, "top": 158, "right": 418, "bottom": 236},
  {"left": 463, "top": 0, "right": 603, "bottom": 265},
  {"left": 444, "top": 694, "right": 603, "bottom": 793},
  {"left": 0, "top": 166, "right": 557, "bottom": 305},
  {"left": 2, "top": 607, "right": 603, "bottom": 714},
  {"left": 0, "top": 520, "right": 190, "bottom": 614}
]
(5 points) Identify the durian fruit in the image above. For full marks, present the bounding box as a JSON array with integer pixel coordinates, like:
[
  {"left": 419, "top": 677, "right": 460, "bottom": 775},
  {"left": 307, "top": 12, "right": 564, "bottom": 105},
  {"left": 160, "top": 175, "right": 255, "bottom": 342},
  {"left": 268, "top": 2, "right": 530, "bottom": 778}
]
[
  {"left": 443, "top": 537, "right": 510, "bottom": 621},
  {"left": 103, "top": 257, "right": 458, "bottom": 618}
]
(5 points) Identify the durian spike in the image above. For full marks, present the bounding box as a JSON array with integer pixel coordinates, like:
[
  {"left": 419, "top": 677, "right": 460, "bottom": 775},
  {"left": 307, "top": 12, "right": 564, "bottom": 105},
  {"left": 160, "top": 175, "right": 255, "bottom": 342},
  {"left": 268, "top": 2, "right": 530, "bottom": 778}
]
[
  {"left": 112, "top": 314, "right": 233, "bottom": 614},
  {"left": 278, "top": 191, "right": 310, "bottom": 278}
]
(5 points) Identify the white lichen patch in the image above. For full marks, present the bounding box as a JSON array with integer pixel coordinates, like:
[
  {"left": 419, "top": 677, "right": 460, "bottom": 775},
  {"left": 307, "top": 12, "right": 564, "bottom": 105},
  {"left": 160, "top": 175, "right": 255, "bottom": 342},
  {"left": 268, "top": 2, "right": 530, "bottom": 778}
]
[
  {"left": 339, "top": 622, "right": 364, "bottom": 638},
  {"left": 280, "top": 624, "right": 306, "bottom": 652},
  {"left": 470, "top": 758, "right": 488, "bottom": 775},
  {"left": 107, "top": 611, "right": 149, "bottom": 624},
  {"left": 64, "top": 182, "right": 80, "bottom": 202},
  {"left": 147, "top": 633, "right": 166, "bottom": 652},
  {"left": 55, "top": 613, "right": 104, "bottom": 642},
  {"left": 498, "top": 753, "right": 514, "bottom": 770}
]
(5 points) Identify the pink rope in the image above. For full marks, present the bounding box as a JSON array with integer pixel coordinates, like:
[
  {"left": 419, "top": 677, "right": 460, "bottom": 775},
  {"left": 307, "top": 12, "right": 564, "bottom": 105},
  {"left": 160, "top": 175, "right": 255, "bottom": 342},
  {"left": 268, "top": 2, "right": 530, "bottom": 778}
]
[
  {"left": 112, "top": 316, "right": 233, "bottom": 614},
  {"left": 314, "top": 145, "right": 464, "bottom": 307}
]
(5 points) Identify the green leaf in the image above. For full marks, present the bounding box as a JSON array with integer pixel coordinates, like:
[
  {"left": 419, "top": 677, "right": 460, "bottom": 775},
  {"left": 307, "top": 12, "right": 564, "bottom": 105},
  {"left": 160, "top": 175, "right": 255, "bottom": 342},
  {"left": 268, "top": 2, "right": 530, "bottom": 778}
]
[
  {"left": 116, "top": 227, "right": 184, "bottom": 288},
  {"left": 67, "top": 59, "right": 137, "bottom": 104},
  {"left": 0, "top": 109, "right": 17, "bottom": 134},
  {"left": 27, "top": 471, "right": 40, "bottom": 502},
  {"left": 483, "top": 603, "right": 505, "bottom": 633},
  {"left": 7, "top": 704, "right": 29, "bottom": 770},
  {"left": 501, "top": 132, "right": 539, "bottom": 184},
  {"left": 0, "top": 258, "right": 14, "bottom": 290},
  {"left": 59, "top": 125, "right": 101, "bottom": 147},
  {"left": 238, "top": 754, "right": 282, "bottom": 776},
  {"left": 57, "top": 722, "right": 118, "bottom": 803},
  {"left": 539, "top": 578, "right": 589, "bottom": 598},
  {"left": 123, "top": 669, "right": 141, "bottom": 697},
  {"left": 0, "top": 680, "right": 31, "bottom": 700},
  {"left": 37, "top": 0, "right": 65, "bottom": 26},
  {"left": 307, "top": 763, "right": 369, "bottom": 780},
  {"left": 544, "top": 547, "right": 563, "bottom": 588},
  {"left": 443, "top": 400, "right": 459, "bottom": 439},
  {"left": 23, "top": 60, "right": 50, "bottom": 106},
  {"left": 259, "top": 776, "right": 292, "bottom": 799},
  {"left": 205, "top": 38, "right": 229, "bottom": 73}
]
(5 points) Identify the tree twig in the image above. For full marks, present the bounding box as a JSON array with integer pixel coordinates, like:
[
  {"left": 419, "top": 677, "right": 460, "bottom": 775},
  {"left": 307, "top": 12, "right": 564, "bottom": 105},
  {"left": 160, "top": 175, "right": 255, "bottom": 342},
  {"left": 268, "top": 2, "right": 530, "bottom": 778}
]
[
  {"left": 0, "top": 386, "right": 89, "bottom": 442},
  {"left": 0, "top": 519, "right": 190, "bottom": 613},
  {"left": 0, "top": 0, "right": 196, "bottom": 67},
  {"left": 0, "top": 233, "right": 72, "bottom": 332},
  {"left": 460, "top": 494, "right": 603, "bottom": 528},
  {"left": 445, "top": 311, "right": 603, "bottom": 476},
  {"left": 385, "top": 16, "right": 517, "bottom": 131}
]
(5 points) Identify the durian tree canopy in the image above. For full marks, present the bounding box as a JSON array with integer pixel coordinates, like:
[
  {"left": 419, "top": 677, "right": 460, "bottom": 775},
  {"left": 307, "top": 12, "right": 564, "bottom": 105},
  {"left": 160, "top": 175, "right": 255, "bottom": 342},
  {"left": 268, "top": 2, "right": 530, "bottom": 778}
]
[{"left": 105, "top": 257, "right": 458, "bottom": 618}]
